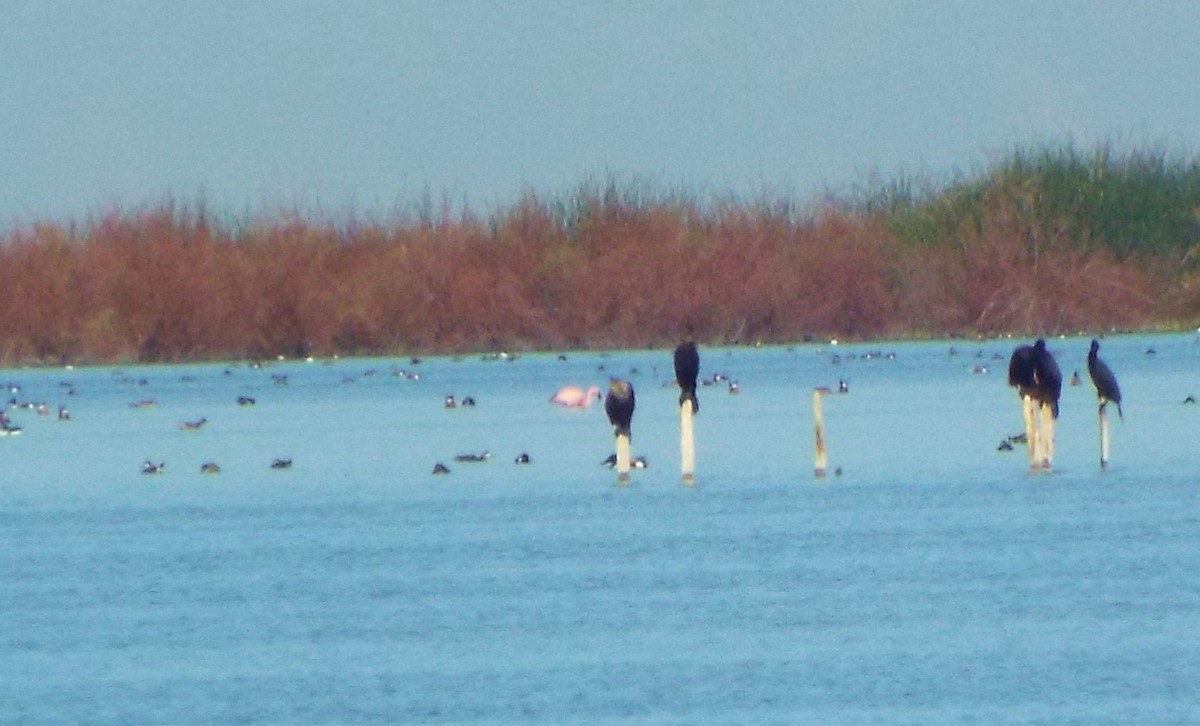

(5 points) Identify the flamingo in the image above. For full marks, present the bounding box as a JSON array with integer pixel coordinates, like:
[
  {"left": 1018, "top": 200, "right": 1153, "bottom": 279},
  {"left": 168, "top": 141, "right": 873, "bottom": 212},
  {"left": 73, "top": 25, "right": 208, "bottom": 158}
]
[{"left": 549, "top": 385, "right": 601, "bottom": 408}]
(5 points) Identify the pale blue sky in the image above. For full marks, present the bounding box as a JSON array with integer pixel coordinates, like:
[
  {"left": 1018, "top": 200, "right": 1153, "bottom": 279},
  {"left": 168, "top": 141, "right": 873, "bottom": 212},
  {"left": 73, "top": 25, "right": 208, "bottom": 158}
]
[{"left": 3, "top": 1, "right": 1199, "bottom": 227}]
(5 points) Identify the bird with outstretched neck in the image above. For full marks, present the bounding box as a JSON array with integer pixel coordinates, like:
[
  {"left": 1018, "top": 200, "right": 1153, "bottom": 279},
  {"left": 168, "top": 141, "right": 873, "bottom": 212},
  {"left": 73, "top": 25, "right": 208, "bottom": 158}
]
[{"left": 1088, "top": 339, "right": 1123, "bottom": 420}]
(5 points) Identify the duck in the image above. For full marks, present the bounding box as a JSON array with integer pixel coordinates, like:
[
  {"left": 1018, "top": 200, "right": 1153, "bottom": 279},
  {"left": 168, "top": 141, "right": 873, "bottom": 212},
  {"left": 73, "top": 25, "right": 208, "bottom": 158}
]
[
  {"left": 237, "top": 396, "right": 256, "bottom": 406},
  {"left": 514, "top": 452, "right": 531, "bottom": 464},
  {"left": 201, "top": 462, "right": 221, "bottom": 474},
  {"left": 140, "top": 460, "right": 165, "bottom": 474},
  {"left": 270, "top": 458, "right": 292, "bottom": 469},
  {"left": 432, "top": 462, "right": 451, "bottom": 475},
  {"left": 179, "top": 417, "right": 207, "bottom": 431},
  {"left": 601, "top": 453, "right": 648, "bottom": 469},
  {"left": 454, "top": 451, "right": 491, "bottom": 463}
]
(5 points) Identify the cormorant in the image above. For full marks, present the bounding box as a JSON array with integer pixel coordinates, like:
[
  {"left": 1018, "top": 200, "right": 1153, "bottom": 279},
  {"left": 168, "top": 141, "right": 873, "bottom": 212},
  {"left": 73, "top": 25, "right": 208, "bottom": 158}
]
[
  {"left": 673, "top": 341, "right": 700, "bottom": 414},
  {"left": 605, "top": 379, "right": 635, "bottom": 439},
  {"left": 1087, "top": 339, "right": 1123, "bottom": 419}
]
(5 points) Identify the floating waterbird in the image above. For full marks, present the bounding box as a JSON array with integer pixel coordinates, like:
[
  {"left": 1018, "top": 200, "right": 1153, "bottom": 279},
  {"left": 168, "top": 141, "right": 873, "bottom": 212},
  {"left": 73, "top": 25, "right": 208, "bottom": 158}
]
[
  {"left": 432, "top": 462, "right": 451, "bottom": 475},
  {"left": 602, "top": 453, "right": 647, "bottom": 469},
  {"left": 140, "top": 460, "right": 165, "bottom": 474},
  {"left": 454, "top": 451, "right": 491, "bottom": 463},
  {"left": 270, "top": 458, "right": 292, "bottom": 469},
  {"left": 201, "top": 462, "right": 221, "bottom": 474}
]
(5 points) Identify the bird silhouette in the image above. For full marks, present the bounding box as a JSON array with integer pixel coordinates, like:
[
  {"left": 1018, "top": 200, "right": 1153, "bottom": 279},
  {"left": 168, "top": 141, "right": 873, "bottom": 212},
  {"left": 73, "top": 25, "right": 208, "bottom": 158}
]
[
  {"left": 605, "top": 379, "right": 635, "bottom": 439},
  {"left": 1087, "top": 339, "right": 1123, "bottom": 419},
  {"left": 673, "top": 341, "right": 700, "bottom": 414}
]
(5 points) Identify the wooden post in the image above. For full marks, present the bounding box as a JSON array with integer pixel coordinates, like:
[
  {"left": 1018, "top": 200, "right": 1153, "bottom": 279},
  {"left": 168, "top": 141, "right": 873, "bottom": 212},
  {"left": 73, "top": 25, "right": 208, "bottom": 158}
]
[
  {"left": 1038, "top": 403, "right": 1055, "bottom": 470},
  {"left": 616, "top": 433, "right": 632, "bottom": 484},
  {"left": 1021, "top": 394, "right": 1039, "bottom": 470},
  {"left": 680, "top": 399, "right": 695, "bottom": 484},
  {"left": 1099, "top": 404, "right": 1110, "bottom": 470},
  {"left": 813, "top": 388, "right": 827, "bottom": 478}
]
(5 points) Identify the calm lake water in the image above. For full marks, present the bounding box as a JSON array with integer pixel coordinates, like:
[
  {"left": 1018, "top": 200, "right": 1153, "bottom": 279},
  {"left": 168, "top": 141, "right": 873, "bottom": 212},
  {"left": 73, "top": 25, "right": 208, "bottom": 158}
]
[{"left": 3, "top": 335, "right": 1198, "bottom": 723}]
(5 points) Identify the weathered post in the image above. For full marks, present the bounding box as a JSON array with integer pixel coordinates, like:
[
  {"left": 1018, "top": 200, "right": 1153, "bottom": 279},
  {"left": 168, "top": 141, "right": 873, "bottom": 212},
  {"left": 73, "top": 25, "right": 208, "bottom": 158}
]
[
  {"left": 813, "top": 387, "right": 829, "bottom": 478},
  {"left": 604, "top": 379, "right": 636, "bottom": 484},
  {"left": 673, "top": 342, "right": 700, "bottom": 484},
  {"left": 1099, "top": 404, "right": 1111, "bottom": 470}
]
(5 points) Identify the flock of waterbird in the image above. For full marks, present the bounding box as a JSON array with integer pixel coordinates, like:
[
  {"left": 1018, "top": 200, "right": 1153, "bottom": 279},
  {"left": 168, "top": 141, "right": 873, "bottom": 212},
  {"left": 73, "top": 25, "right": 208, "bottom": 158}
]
[{"left": 0, "top": 337, "right": 1127, "bottom": 479}]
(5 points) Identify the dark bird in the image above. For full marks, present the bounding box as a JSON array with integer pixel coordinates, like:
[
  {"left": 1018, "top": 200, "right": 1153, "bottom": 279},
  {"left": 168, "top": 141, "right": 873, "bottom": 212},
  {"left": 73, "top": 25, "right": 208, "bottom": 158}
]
[
  {"left": 1009, "top": 339, "right": 1061, "bottom": 417},
  {"left": 140, "top": 460, "right": 165, "bottom": 474},
  {"left": 237, "top": 396, "right": 256, "bottom": 406},
  {"left": 514, "top": 452, "right": 531, "bottom": 464},
  {"left": 454, "top": 451, "right": 491, "bottom": 463},
  {"left": 432, "top": 462, "right": 451, "bottom": 475},
  {"left": 604, "top": 379, "right": 636, "bottom": 439},
  {"left": 201, "top": 462, "right": 221, "bottom": 474},
  {"left": 1087, "top": 339, "right": 1123, "bottom": 420},
  {"left": 179, "top": 417, "right": 207, "bottom": 431},
  {"left": 602, "top": 453, "right": 648, "bottom": 469},
  {"left": 270, "top": 458, "right": 292, "bottom": 469},
  {"left": 673, "top": 341, "right": 700, "bottom": 414}
]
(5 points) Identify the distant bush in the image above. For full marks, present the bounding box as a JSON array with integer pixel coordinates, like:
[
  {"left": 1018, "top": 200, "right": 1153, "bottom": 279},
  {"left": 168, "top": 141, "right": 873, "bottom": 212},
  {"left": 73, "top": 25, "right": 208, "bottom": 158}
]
[{"left": 2, "top": 142, "right": 1199, "bottom": 364}]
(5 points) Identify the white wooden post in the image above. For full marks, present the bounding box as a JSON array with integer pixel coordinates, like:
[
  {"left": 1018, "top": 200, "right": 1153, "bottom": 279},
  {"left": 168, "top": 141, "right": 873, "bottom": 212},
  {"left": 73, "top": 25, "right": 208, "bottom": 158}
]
[
  {"left": 813, "top": 388, "right": 828, "bottom": 478},
  {"left": 680, "top": 399, "right": 695, "bottom": 484},
  {"left": 1099, "top": 404, "right": 1111, "bottom": 470},
  {"left": 616, "top": 433, "right": 631, "bottom": 484}
]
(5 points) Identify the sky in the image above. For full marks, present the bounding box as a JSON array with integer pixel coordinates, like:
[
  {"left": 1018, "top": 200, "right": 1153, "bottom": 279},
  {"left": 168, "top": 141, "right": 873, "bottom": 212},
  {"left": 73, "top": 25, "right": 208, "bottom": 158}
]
[{"left": 4, "top": 1, "right": 1200, "bottom": 228}]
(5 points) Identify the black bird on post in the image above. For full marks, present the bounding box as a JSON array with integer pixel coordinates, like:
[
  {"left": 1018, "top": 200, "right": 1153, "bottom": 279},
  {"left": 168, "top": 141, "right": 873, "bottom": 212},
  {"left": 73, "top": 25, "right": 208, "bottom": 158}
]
[
  {"left": 1088, "top": 338, "right": 1122, "bottom": 470},
  {"left": 1087, "top": 339, "right": 1123, "bottom": 420},
  {"left": 673, "top": 341, "right": 700, "bottom": 414},
  {"left": 605, "top": 378, "right": 636, "bottom": 481},
  {"left": 1008, "top": 338, "right": 1062, "bottom": 469},
  {"left": 1031, "top": 339, "right": 1062, "bottom": 419},
  {"left": 674, "top": 341, "right": 700, "bottom": 483}
]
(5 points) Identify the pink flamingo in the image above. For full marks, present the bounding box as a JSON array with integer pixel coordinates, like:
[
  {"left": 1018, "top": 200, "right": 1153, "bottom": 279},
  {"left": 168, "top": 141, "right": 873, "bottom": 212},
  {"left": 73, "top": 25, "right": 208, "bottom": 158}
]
[{"left": 549, "top": 385, "right": 602, "bottom": 408}]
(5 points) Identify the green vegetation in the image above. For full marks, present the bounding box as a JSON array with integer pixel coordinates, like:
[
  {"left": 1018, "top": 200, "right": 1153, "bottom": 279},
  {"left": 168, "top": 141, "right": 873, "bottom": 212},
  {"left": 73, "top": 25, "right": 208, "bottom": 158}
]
[{"left": 3, "top": 142, "right": 1200, "bottom": 365}]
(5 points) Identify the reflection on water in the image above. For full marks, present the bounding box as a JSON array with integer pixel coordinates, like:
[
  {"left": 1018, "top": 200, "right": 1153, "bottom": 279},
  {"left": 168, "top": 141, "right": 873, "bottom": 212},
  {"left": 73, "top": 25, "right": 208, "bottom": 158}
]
[{"left": 2, "top": 335, "right": 1199, "bottom": 722}]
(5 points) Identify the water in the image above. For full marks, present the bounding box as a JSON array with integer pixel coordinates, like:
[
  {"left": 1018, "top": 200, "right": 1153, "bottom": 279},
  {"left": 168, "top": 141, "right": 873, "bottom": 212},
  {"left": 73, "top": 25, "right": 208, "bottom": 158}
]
[{"left": 2, "top": 336, "right": 1198, "bottom": 723}]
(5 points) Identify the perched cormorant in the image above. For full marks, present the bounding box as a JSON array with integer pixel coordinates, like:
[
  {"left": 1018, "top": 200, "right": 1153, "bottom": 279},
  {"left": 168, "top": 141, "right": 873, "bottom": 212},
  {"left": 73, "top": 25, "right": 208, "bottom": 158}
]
[
  {"left": 1032, "top": 339, "right": 1062, "bottom": 418},
  {"left": 605, "top": 379, "right": 635, "bottom": 439},
  {"left": 1009, "top": 339, "right": 1061, "bottom": 417},
  {"left": 673, "top": 341, "right": 700, "bottom": 414},
  {"left": 1087, "top": 339, "right": 1123, "bottom": 420}
]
